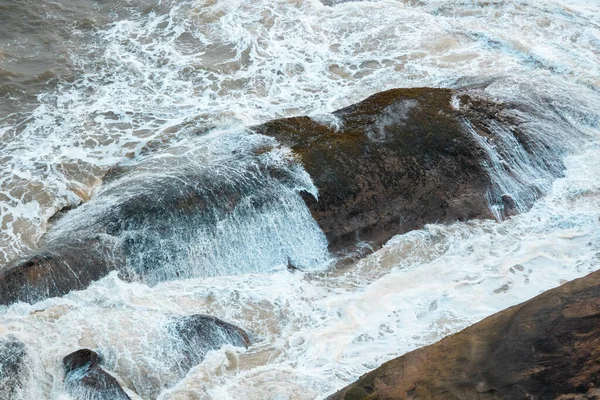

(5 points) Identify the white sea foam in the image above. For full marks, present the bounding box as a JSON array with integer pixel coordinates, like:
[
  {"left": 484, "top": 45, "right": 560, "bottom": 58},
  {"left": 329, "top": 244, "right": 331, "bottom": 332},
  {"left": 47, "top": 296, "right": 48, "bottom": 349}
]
[
  {"left": 1, "top": 0, "right": 600, "bottom": 398},
  {"left": 2, "top": 141, "right": 600, "bottom": 399},
  {"left": 2, "top": 0, "right": 600, "bottom": 261}
]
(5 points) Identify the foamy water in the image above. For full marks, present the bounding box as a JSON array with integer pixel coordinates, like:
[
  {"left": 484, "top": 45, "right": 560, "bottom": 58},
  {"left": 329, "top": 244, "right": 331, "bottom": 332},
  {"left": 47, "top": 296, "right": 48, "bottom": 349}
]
[{"left": 1, "top": 0, "right": 600, "bottom": 399}]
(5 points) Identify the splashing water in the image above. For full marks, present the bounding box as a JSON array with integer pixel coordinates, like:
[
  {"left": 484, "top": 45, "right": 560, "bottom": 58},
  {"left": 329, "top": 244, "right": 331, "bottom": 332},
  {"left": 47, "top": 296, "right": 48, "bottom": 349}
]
[
  {"left": 0, "top": 0, "right": 600, "bottom": 399},
  {"left": 45, "top": 130, "right": 332, "bottom": 283}
]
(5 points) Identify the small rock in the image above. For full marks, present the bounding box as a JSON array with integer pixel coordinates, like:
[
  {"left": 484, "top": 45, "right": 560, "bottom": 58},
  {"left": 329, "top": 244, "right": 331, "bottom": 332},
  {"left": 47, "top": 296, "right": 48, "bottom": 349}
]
[
  {"left": 63, "top": 349, "right": 131, "bottom": 400},
  {"left": 494, "top": 284, "right": 510, "bottom": 294}
]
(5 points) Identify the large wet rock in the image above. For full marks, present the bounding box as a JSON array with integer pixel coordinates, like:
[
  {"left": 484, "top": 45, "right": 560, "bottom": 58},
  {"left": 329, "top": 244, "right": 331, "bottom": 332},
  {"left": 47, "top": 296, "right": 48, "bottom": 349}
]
[
  {"left": 63, "top": 349, "right": 131, "bottom": 400},
  {"left": 0, "top": 335, "right": 29, "bottom": 399},
  {"left": 0, "top": 86, "right": 566, "bottom": 305},
  {"left": 328, "top": 270, "right": 600, "bottom": 400},
  {"left": 0, "top": 144, "right": 324, "bottom": 305},
  {"left": 254, "top": 88, "right": 549, "bottom": 251},
  {"left": 0, "top": 235, "right": 121, "bottom": 305}
]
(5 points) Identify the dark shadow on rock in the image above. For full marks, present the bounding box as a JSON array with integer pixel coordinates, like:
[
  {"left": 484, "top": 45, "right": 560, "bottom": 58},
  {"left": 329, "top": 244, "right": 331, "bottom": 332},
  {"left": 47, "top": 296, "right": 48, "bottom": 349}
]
[
  {"left": 0, "top": 335, "right": 29, "bottom": 399},
  {"left": 328, "top": 270, "right": 600, "bottom": 400},
  {"left": 63, "top": 349, "right": 131, "bottom": 400}
]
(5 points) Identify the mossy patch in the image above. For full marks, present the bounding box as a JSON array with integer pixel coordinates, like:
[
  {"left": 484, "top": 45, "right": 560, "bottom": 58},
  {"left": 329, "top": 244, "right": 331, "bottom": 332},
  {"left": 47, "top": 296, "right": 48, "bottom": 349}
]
[{"left": 252, "top": 87, "right": 496, "bottom": 251}]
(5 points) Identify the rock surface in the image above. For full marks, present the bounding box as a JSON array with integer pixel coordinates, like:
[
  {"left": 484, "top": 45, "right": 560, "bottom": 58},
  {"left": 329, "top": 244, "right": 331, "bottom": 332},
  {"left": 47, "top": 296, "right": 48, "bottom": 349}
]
[
  {"left": 95, "top": 314, "right": 252, "bottom": 399},
  {"left": 0, "top": 236, "right": 120, "bottom": 305},
  {"left": 254, "top": 88, "right": 534, "bottom": 252},
  {"left": 159, "top": 314, "right": 252, "bottom": 385},
  {"left": 327, "top": 269, "right": 600, "bottom": 400},
  {"left": 0, "top": 335, "right": 29, "bottom": 399},
  {"left": 0, "top": 87, "right": 561, "bottom": 305},
  {"left": 167, "top": 314, "right": 252, "bottom": 364},
  {"left": 63, "top": 349, "right": 131, "bottom": 400}
]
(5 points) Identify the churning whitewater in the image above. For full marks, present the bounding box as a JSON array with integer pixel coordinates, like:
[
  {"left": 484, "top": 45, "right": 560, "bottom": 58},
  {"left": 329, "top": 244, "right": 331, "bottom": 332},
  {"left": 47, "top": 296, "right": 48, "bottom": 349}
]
[{"left": 1, "top": 0, "right": 600, "bottom": 399}]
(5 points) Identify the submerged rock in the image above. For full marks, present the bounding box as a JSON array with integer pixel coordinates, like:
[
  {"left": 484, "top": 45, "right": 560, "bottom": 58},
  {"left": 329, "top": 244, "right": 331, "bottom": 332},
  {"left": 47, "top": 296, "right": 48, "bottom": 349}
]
[
  {"left": 164, "top": 314, "right": 252, "bottom": 376},
  {"left": 63, "top": 349, "right": 131, "bottom": 400},
  {"left": 96, "top": 314, "right": 252, "bottom": 399},
  {"left": 328, "top": 270, "right": 600, "bottom": 400},
  {"left": 0, "top": 335, "right": 29, "bottom": 399}
]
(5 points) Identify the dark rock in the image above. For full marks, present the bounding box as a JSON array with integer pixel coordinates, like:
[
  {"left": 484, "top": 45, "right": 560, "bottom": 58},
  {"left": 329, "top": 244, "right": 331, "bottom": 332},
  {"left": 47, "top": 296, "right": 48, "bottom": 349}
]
[
  {"left": 0, "top": 235, "right": 121, "bottom": 305},
  {"left": 254, "top": 88, "right": 506, "bottom": 252},
  {"left": 0, "top": 335, "right": 29, "bottom": 399},
  {"left": 125, "top": 314, "right": 252, "bottom": 398},
  {"left": 63, "top": 349, "right": 130, "bottom": 400},
  {"left": 287, "top": 256, "right": 299, "bottom": 271},
  {"left": 165, "top": 314, "right": 252, "bottom": 373},
  {"left": 63, "top": 348, "right": 101, "bottom": 372},
  {"left": 501, "top": 194, "right": 518, "bottom": 216},
  {"left": 327, "top": 270, "right": 600, "bottom": 400},
  {"left": 0, "top": 87, "right": 566, "bottom": 305}
]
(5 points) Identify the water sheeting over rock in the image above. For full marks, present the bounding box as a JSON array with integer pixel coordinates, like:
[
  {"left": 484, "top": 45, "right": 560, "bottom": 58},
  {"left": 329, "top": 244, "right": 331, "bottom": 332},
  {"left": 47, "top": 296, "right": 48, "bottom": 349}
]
[
  {"left": 254, "top": 86, "right": 571, "bottom": 252},
  {"left": 0, "top": 132, "right": 330, "bottom": 305},
  {"left": 164, "top": 314, "right": 252, "bottom": 372},
  {"left": 59, "top": 314, "right": 251, "bottom": 399},
  {"left": 0, "top": 335, "right": 29, "bottom": 399},
  {"left": 95, "top": 314, "right": 252, "bottom": 399},
  {"left": 0, "top": 86, "right": 578, "bottom": 305},
  {"left": 63, "top": 349, "right": 131, "bottom": 400}
]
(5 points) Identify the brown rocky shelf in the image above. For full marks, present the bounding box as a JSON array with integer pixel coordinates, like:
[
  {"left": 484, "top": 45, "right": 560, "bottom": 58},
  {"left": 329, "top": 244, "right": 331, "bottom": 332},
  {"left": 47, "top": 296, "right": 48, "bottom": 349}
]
[{"left": 328, "top": 270, "right": 600, "bottom": 400}]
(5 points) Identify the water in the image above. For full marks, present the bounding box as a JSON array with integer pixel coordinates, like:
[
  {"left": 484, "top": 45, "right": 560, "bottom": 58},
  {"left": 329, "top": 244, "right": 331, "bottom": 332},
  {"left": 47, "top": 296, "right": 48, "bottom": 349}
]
[
  {"left": 1, "top": 0, "right": 600, "bottom": 398},
  {"left": 45, "top": 130, "right": 331, "bottom": 284}
]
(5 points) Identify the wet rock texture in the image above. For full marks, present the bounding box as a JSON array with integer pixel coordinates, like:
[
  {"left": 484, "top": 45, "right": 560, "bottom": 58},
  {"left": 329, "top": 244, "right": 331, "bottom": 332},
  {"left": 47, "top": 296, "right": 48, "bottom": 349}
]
[
  {"left": 255, "top": 88, "right": 517, "bottom": 252},
  {"left": 0, "top": 87, "right": 551, "bottom": 304},
  {"left": 0, "top": 335, "right": 29, "bottom": 399},
  {"left": 0, "top": 236, "right": 120, "bottom": 305},
  {"left": 63, "top": 349, "right": 131, "bottom": 400},
  {"left": 167, "top": 314, "right": 252, "bottom": 372},
  {"left": 133, "top": 314, "right": 253, "bottom": 397},
  {"left": 328, "top": 270, "right": 600, "bottom": 400},
  {"left": 160, "top": 314, "right": 252, "bottom": 379}
]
